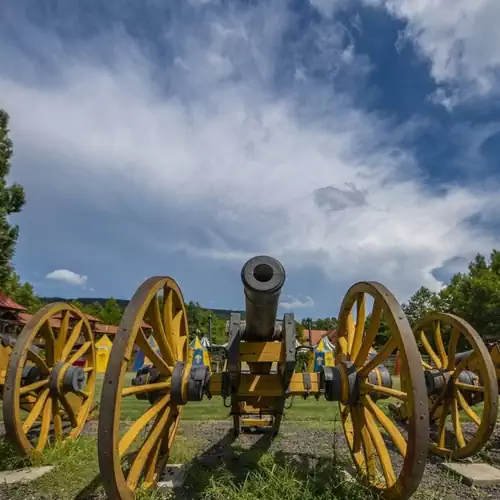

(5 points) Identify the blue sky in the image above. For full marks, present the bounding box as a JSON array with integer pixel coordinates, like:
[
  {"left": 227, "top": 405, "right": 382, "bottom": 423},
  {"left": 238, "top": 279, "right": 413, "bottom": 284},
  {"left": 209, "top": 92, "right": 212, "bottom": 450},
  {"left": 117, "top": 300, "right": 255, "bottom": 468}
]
[{"left": 1, "top": 0, "right": 500, "bottom": 320}]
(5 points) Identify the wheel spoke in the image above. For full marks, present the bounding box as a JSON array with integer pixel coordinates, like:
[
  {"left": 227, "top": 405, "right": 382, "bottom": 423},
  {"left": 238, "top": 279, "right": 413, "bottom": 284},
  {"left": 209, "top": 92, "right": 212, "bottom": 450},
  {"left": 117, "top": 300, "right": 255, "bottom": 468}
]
[
  {"left": 163, "top": 288, "right": 178, "bottom": 360},
  {"left": 56, "top": 310, "right": 71, "bottom": 360},
  {"left": 417, "top": 330, "right": 442, "bottom": 368},
  {"left": 172, "top": 310, "right": 184, "bottom": 358},
  {"left": 422, "top": 360, "right": 433, "bottom": 370},
  {"left": 22, "top": 388, "right": 50, "bottom": 432},
  {"left": 347, "top": 311, "right": 356, "bottom": 354},
  {"left": 436, "top": 399, "right": 450, "bottom": 449},
  {"left": 456, "top": 390, "right": 481, "bottom": 426},
  {"left": 147, "top": 295, "right": 176, "bottom": 365},
  {"left": 122, "top": 381, "right": 171, "bottom": 397},
  {"left": 364, "top": 406, "right": 397, "bottom": 488},
  {"left": 364, "top": 395, "right": 407, "bottom": 456},
  {"left": 67, "top": 341, "right": 91, "bottom": 365},
  {"left": 455, "top": 382, "right": 484, "bottom": 393},
  {"left": 35, "top": 397, "right": 52, "bottom": 452},
  {"left": 446, "top": 327, "right": 460, "bottom": 370},
  {"left": 58, "top": 393, "right": 79, "bottom": 428},
  {"left": 135, "top": 328, "right": 172, "bottom": 376},
  {"left": 126, "top": 405, "right": 172, "bottom": 489},
  {"left": 39, "top": 322, "right": 56, "bottom": 366},
  {"left": 359, "top": 337, "right": 397, "bottom": 376},
  {"left": 351, "top": 293, "right": 366, "bottom": 361},
  {"left": 451, "top": 398, "right": 466, "bottom": 449},
  {"left": 354, "top": 299, "right": 382, "bottom": 367},
  {"left": 53, "top": 398, "right": 64, "bottom": 441},
  {"left": 61, "top": 319, "right": 84, "bottom": 361},
  {"left": 143, "top": 411, "right": 176, "bottom": 484},
  {"left": 357, "top": 407, "right": 379, "bottom": 484},
  {"left": 19, "top": 379, "right": 49, "bottom": 395},
  {"left": 362, "top": 382, "right": 407, "bottom": 401},
  {"left": 119, "top": 395, "right": 170, "bottom": 457},
  {"left": 433, "top": 321, "right": 448, "bottom": 367}
]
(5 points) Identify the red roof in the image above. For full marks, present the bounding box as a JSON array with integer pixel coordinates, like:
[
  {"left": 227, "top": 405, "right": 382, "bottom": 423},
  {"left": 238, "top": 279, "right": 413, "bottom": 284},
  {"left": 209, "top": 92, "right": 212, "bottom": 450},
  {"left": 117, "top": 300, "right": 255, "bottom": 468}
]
[
  {"left": 95, "top": 323, "right": 118, "bottom": 335},
  {"left": 0, "top": 292, "right": 26, "bottom": 311},
  {"left": 305, "top": 329, "right": 337, "bottom": 346},
  {"left": 18, "top": 312, "right": 61, "bottom": 329}
]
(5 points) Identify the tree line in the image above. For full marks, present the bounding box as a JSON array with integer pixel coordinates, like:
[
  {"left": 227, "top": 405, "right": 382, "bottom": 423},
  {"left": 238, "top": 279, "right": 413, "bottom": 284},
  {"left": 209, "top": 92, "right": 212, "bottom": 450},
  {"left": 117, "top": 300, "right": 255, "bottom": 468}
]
[{"left": 1, "top": 106, "right": 500, "bottom": 345}]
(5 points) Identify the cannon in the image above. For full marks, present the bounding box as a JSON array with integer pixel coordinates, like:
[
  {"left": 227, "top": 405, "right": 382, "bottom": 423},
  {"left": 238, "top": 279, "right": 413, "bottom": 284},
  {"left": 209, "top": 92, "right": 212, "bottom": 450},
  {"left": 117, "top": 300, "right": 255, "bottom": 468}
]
[
  {"left": 391, "top": 312, "right": 499, "bottom": 459},
  {"left": 98, "top": 255, "right": 429, "bottom": 500},
  {"left": 0, "top": 303, "right": 96, "bottom": 455}
]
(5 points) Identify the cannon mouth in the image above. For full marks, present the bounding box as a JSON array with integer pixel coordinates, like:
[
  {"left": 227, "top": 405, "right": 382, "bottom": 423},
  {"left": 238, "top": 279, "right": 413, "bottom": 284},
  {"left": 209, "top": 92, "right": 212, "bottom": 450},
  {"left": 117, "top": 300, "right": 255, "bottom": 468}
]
[
  {"left": 241, "top": 255, "right": 286, "bottom": 293},
  {"left": 253, "top": 263, "right": 274, "bottom": 283}
]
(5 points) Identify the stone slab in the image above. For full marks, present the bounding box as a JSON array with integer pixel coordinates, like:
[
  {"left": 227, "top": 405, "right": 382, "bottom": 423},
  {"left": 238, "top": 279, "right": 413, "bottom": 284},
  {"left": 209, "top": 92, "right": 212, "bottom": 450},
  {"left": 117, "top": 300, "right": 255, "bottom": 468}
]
[
  {"left": 341, "top": 469, "right": 355, "bottom": 483},
  {"left": 0, "top": 466, "right": 54, "bottom": 485},
  {"left": 441, "top": 462, "right": 500, "bottom": 487},
  {"left": 157, "top": 464, "right": 188, "bottom": 489}
]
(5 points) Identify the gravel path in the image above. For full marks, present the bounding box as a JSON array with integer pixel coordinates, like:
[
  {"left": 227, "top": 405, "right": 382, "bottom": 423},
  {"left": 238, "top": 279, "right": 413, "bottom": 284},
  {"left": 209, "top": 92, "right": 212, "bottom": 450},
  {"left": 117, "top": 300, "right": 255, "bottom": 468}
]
[
  {"left": 2, "top": 419, "right": 500, "bottom": 500},
  {"left": 171, "top": 420, "right": 500, "bottom": 500}
]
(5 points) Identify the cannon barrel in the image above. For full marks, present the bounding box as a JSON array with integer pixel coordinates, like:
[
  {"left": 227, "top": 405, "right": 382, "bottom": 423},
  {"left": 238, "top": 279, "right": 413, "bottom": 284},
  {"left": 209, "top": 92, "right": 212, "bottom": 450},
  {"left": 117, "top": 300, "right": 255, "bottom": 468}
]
[{"left": 241, "top": 255, "right": 286, "bottom": 341}]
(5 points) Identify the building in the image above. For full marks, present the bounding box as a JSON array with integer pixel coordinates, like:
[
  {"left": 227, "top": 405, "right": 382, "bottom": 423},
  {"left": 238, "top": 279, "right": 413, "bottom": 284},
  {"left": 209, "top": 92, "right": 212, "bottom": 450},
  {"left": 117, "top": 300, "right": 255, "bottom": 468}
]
[
  {"left": 304, "top": 328, "right": 337, "bottom": 346},
  {"left": 0, "top": 292, "right": 26, "bottom": 338}
]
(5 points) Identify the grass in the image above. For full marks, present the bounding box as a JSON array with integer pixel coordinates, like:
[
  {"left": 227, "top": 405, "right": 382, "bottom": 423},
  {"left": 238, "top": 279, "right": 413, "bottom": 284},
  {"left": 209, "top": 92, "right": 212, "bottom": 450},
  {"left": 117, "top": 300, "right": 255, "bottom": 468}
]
[{"left": 0, "top": 434, "right": 376, "bottom": 500}]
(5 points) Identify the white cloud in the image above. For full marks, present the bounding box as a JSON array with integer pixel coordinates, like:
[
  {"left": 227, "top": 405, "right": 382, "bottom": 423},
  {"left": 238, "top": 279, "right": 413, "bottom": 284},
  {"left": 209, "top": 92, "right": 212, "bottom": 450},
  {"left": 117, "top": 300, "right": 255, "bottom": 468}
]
[
  {"left": 280, "top": 296, "right": 315, "bottom": 310},
  {"left": 309, "top": 0, "right": 348, "bottom": 18},
  {"left": 2, "top": 1, "right": 500, "bottom": 304},
  {"left": 46, "top": 269, "right": 88, "bottom": 287},
  {"left": 365, "top": 0, "right": 500, "bottom": 105}
]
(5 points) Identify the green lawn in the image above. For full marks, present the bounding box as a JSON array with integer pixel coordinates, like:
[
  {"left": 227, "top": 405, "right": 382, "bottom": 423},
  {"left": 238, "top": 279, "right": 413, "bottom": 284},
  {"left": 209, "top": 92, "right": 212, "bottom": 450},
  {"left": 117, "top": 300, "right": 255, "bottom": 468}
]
[{"left": 100, "top": 373, "right": 341, "bottom": 423}]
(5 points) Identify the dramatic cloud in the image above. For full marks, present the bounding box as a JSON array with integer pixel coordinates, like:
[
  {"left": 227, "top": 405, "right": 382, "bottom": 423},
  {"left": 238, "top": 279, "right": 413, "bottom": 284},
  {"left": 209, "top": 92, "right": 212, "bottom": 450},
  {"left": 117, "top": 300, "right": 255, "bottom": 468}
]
[
  {"left": 365, "top": 0, "right": 500, "bottom": 105},
  {"left": 1, "top": 1, "right": 499, "bottom": 306},
  {"left": 46, "top": 270, "right": 88, "bottom": 287},
  {"left": 280, "top": 295, "right": 315, "bottom": 310}
]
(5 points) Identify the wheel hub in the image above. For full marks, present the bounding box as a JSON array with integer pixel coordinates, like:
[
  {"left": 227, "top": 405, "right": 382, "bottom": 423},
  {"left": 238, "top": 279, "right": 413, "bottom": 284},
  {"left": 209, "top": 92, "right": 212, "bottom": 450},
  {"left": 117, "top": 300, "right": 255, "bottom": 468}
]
[{"left": 49, "top": 362, "right": 86, "bottom": 394}]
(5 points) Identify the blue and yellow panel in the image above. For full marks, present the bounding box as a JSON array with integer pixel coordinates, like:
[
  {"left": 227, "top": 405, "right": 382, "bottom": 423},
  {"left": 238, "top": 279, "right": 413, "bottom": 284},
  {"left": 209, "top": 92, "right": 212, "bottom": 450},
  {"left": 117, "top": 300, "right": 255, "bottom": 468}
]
[
  {"left": 132, "top": 334, "right": 161, "bottom": 371},
  {"left": 189, "top": 336, "right": 211, "bottom": 368},
  {"left": 308, "top": 336, "right": 335, "bottom": 372}
]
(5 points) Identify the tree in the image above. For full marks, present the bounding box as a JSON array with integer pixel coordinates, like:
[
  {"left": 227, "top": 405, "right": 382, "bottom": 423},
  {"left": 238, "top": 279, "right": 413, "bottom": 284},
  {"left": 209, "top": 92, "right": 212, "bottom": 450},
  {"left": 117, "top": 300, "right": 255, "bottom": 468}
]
[
  {"left": 99, "top": 297, "right": 123, "bottom": 325},
  {"left": 437, "top": 251, "right": 500, "bottom": 341},
  {"left": 300, "top": 317, "right": 338, "bottom": 331},
  {"left": 402, "top": 286, "right": 443, "bottom": 327},
  {"left": 3, "top": 270, "right": 42, "bottom": 313},
  {"left": 0, "top": 109, "right": 26, "bottom": 288}
]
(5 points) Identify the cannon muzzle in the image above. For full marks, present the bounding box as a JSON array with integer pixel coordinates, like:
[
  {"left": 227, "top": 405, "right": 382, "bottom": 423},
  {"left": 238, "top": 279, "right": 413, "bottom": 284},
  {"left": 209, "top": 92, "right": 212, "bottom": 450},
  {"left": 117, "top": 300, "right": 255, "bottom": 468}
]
[{"left": 241, "top": 255, "right": 286, "bottom": 341}]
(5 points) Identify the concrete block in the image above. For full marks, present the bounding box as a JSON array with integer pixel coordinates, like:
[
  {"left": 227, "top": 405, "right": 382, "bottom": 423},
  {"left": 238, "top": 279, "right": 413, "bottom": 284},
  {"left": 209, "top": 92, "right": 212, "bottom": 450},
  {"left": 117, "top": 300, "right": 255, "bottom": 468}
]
[
  {"left": 157, "top": 464, "right": 188, "bottom": 489},
  {"left": 0, "top": 466, "right": 54, "bottom": 485},
  {"left": 441, "top": 462, "right": 500, "bottom": 487}
]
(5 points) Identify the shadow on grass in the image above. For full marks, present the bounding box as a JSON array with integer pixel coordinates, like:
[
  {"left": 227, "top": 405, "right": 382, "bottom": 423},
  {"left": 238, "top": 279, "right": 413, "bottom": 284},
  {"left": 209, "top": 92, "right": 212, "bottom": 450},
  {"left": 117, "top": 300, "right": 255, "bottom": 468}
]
[
  {"left": 173, "top": 431, "right": 375, "bottom": 500},
  {"left": 0, "top": 429, "right": 376, "bottom": 500}
]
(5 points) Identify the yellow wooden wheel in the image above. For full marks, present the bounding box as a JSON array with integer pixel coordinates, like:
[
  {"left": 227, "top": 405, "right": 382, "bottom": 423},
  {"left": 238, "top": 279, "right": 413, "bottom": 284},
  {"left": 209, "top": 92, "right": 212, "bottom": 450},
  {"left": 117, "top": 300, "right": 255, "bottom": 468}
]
[
  {"left": 336, "top": 282, "right": 429, "bottom": 500},
  {"left": 3, "top": 303, "right": 96, "bottom": 456},
  {"left": 98, "top": 276, "right": 189, "bottom": 500},
  {"left": 413, "top": 312, "right": 498, "bottom": 458}
]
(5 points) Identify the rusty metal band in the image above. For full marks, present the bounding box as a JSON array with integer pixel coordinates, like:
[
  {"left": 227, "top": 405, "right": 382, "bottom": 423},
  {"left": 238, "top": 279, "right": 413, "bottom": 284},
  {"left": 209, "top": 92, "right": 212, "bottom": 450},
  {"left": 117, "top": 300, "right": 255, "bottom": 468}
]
[
  {"left": 187, "top": 365, "right": 211, "bottom": 401},
  {"left": 227, "top": 313, "right": 241, "bottom": 393},
  {"left": 171, "top": 361, "right": 186, "bottom": 405}
]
